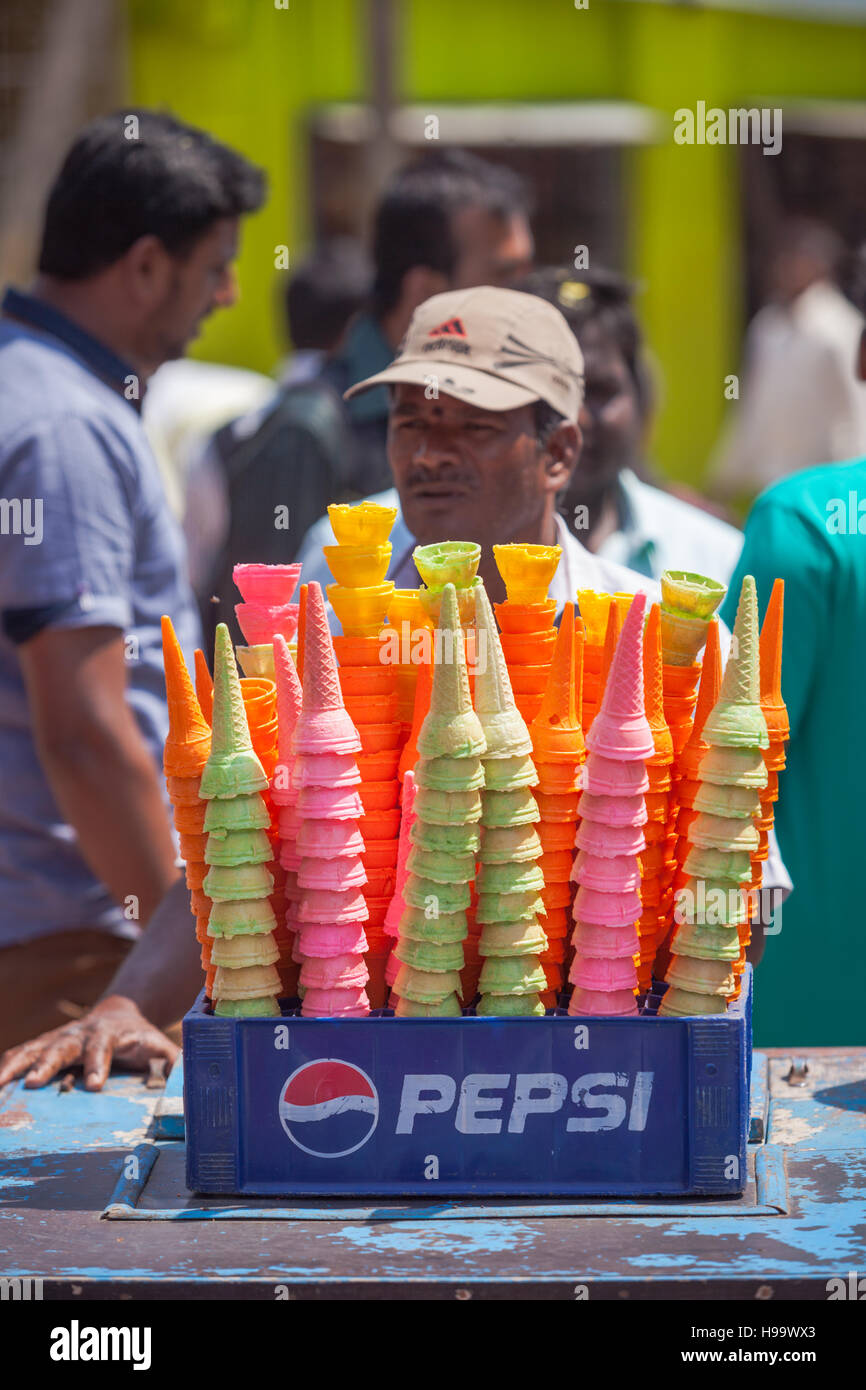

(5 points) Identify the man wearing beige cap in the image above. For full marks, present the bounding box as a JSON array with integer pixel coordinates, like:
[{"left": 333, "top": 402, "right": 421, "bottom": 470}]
[{"left": 298, "top": 284, "right": 655, "bottom": 606}]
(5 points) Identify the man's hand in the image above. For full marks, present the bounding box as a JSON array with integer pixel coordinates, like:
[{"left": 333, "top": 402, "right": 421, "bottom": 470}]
[{"left": 0, "top": 995, "right": 179, "bottom": 1092}]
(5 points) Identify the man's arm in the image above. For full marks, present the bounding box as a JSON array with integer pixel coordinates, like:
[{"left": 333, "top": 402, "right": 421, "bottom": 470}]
[
  {"left": 0, "top": 876, "right": 201, "bottom": 1089},
  {"left": 19, "top": 624, "right": 179, "bottom": 924}
]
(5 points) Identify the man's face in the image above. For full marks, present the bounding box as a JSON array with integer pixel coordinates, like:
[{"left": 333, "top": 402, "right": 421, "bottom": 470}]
[
  {"left": 575, "top": 322, "right": 642, "bottom": 495},
  {"left": 389, "top": 383, "right": 559, "bottom": 549},
  {"left": 146, "top": 216, "right": 240, "bottom": 363},
  {"left": 450, "top": 206, "right": 534, "bottom": 289}
]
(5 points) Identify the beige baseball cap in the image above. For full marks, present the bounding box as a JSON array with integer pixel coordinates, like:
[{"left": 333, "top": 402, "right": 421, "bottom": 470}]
[{"left": 344, "top": 285, "right": 584, "bottom": 420}]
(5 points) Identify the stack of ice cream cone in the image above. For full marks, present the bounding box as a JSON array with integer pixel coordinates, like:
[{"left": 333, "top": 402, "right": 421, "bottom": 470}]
[
  {"left": 472, "top": 582, "right": 547, "bottom": 1016},
  {"left": 393, "top": 584, "right": 484, "bottom": 1017},
  {"left": 528, "top": 603, "right": 585, "bottom": 1007},
  {"left": 637, "top": 604, "right": 675, "bottom": 993},
  {"left": 569, "top": 593, "right": 653, "bottom": 1017},
  {"left": 199, "top": 624, "right": 281, "bottom": 1017},
  {"left": 660, "top": 575, "right": 768, "bottom": 1017},
  {"left": 233, "top": 563, "right": 301, "bottom": 679},
  {"left": 161, "top": 617, "right": 214, "bottom": 997},
  {"left": 270, "top": 634, "right": 304, "bottom": 998},
  {"left": 324, "top": 502, "right": 400, "bottom": 1004},
  {"left": 737, "top": 579, "right": 788, "bottom": 998},
  {"left": 493, "top": 543, "right": 561, "bottom": 727},
  {"left": 290, "top": 582, "right": 370, "bottom": 1018},
  {"left": 654, "top": 619, "right": 723, "bottom": 982},
  {"left": 325, "top": 500, "right": 396, "bottom": 638}
]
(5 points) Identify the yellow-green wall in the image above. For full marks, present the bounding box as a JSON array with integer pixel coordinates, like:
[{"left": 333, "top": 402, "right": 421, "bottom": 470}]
[{"left": 130, "top": 0, "right": 866, "bottom": 484}]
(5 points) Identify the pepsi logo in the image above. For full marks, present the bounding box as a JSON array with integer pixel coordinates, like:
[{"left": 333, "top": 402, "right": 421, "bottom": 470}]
[{"left": 279, "top": 1059, "right": 379, "bottom": 1159}]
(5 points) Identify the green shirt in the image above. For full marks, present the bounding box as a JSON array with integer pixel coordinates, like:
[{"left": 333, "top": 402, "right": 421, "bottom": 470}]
[{"left": 720, "top": 456, "right": 866, "bottom": 1046}]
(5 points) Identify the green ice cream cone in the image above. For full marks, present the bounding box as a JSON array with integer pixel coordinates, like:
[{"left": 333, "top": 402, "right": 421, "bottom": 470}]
[
  {"left": 670, "top": 920, "right": 742, "bottom": 960},
  {"left": 478, "top": 823, "right": 543, "bottom": 863},
  {"left": 474, "top": 581, "right": 533, "bottom": 759},
  {"left": 199, "top": 624, "right": 269, "bottom": 799},
  {"left": 414, "top": 755, "right": 485, "bottom": 792},
  {"left": 412, "top": 786, "right": 483, "bottom": 825},
  {"left": 403, "top": 876, "right": 472, "bottom": 913},
  {"left": 658, "top": 986, "right": 728, "bottom": 1016},
  {"left": 214, "top": 996, "right": 281, "bottom": 1017},
  {"left": 476, "top": 861, "right": 545, "bottom": 895},
  {"left": 478, "top": 919, "right": 548, "bottom": 956},
  {"left": 480, "top": 787, "right": 540, "bottom": 827},
  {"left": 204, "top": 827, "right": 273, "bottom": 866},
  {"left": 476, "top": 993, "right": 546, "bottom": 1017},
  {"left": 482, "top": 753, "right": 539, "bottom": 791},
  {"left": 406, "top": 845, "right": 477, "bottom": 883},
  {"left": 702, "top": 575, "right": 769, "bottom": 749},
  {"left": 394, "top": 937, "right": 465, "bottom": 973},
  {"left": 399, "top": 907, "right": 468, "bottom": 944},
  {"left": 409, "top": 820, "right": 481, "bottom": 855},
  {"left": 479, "top": 954, "right": 546, "bottom": 995},
  {"left": 417, "top": 585, "right": 486, "bottom": 758},
  {"left": 204, "top": 793, "right": 271, "bottom": 833}
]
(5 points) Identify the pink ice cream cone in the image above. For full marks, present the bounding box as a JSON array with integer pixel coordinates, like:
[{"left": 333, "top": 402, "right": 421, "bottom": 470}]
[
  {"left": 279, "top": 840, "right": 303, "bottom": 873},
  {"left": 297, "top": 922, "right": 369, "bottom": 958},
  {"left": 301, "top": 986, "right": 370, "bottom": 1018},
  {"left": 568, "top": 987, "right": 639, "bottom": 1017},
  {"left": 277, "top": 804, "right": 302, "bottom": 838},
  {"left": 297, "top": 855, "right": 367, "bottom": 891},
  {"left": 292, "top": 583, "right": 362, "bottom": 756},
  {"left": 574, "top": 886, "right": 642, "bottom": 926},
  {"left": 585, "top": 592, "right": 654, "bottom": 761},
  {"left": 295, "top": 819, "right": 366, "bottom": 858},
  {"left": 234, "top": 563, "right": 301, "bottom": 605},
  {"left": 235, "top": 603, "right": 299, "bottom": 647},
  {"left": 571, "top": 921, "right": 640, "bottom": 958},
  {"left": 573, "top": 850, "right": 641, "bottom": 892},
  {"left": 569, "top": 954, "right": 639, "bottom": 992},
  {"left": 582, "top": 751, "right": 650, "bottom": 796},
  {"left": 299, "top": 952, "right": 370, "bottom": 990},
  {"left": 296, "top": 784, "right": 364, "bottom": 819},
  {"left": 385, "top": 948, "right": 400, "bottom": 987},
  {"left": 296, "top": 888, "right": 370, "bottom": 925},
  {"left": 575, "top": 820, "right": 646, "bottom": 857},
  {"left": 576, "top": 791, "right": 648, "bottom": 828},
  {"left": 290, "top": 752, "right": 363, "bottom": 790}
]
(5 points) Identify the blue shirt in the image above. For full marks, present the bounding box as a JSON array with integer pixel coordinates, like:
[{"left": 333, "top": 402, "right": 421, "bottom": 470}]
[{"left": 0, "top": 289, "right": 201, "bottom": 945}]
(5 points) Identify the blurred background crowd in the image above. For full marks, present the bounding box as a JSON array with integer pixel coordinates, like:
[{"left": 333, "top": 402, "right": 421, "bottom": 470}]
[{"left": 2, "top": 0, "right": 866, "bottom": 558}]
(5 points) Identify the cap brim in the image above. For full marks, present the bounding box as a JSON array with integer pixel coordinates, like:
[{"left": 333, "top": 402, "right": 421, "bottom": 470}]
[{"left": 344, "top": 359, "right": 541, "bottom": 412}]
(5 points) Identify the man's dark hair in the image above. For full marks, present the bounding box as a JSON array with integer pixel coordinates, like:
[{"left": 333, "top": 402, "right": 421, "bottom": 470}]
[
  {"left": 285, "top": 239, "right": 371, "bottom": 351},
  {"left": 39, "top": 110, "right": 267, "bottom": 279},
  {"left": 520, "top": 266, "right": 652, "bottom": 417},
  {"left": 371, "top": 149, "right": 531, "bottom": 318}
]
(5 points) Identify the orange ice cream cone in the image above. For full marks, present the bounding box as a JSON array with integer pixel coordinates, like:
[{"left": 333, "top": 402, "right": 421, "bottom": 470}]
[{"left": 161, "top": 616, "right": 211, "bottom": 778}]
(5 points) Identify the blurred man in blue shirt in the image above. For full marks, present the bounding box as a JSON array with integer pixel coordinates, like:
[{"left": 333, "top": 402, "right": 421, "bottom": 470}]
[{"left": 0, "top": 111, "right": 265, "bottom": 1061}]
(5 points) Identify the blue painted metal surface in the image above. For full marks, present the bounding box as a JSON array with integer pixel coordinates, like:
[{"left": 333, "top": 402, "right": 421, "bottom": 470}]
[
  {"left": 183, "top": 970, "right": 752, "bottom": 1198},
  {"left": 1, "top": 1033, "right": 864, "bottom": 1297},
  {"left": 102, "top": 1138, "right": 787, "bottom": 1220}
]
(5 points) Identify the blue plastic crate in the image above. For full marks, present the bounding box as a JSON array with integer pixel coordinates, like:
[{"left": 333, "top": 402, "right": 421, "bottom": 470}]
[{"left": 183, "top": 966, "right": 751, "bottom": 1198}]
